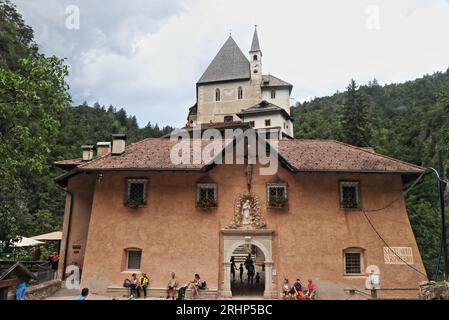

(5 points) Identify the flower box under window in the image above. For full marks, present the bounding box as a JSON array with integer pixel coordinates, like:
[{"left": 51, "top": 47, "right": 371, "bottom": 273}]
[
  {"left": 125, "top": 178, "right": 148, "bottom": 208},
  {"left": 196, "top": 183, "right": 217, "bottom": 209},
  {"left": 267, "top": 183, "right": 288, "bottom": 209}
]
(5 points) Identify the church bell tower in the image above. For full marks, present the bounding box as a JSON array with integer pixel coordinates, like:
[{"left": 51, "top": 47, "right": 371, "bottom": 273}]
[{"left": 249, "top": 25, "right": 262, "bottom": 81}]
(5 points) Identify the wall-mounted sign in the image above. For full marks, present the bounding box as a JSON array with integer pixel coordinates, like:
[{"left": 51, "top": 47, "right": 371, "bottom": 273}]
[{"left": 383, "top": 247, "right": 413, "bottom": 265}]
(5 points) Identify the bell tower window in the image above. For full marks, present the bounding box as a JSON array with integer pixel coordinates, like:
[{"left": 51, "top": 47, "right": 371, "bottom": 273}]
[
  {"left": 215, "top": 88, "right": 220, "bottom": 101},
  {"left": 253, "top": 54, "right": 258, "bottom": 61}
]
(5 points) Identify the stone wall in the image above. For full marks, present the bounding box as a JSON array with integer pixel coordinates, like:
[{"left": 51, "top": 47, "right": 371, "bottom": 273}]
[
  {"left": 7, "top": 280, "right": 61, "bottom": 300},
  {"left": 418, "top": 281, "right": 449, "bottom": 300}
]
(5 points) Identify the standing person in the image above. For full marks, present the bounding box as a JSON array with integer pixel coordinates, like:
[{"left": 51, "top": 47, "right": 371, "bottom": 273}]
[
  {"left": 255, "top": 272, "right": 260, "bottom": 284},
  {"left": 239, "top": 264, "right": 244, "bottom": 283},
  {"left": 190, "top": 274, "right": 201, "bottom": 299},
  {"left": 137, "top": 273, "right": 149, "bottom": 299},
  {"left": 76, "top": 288, "right": 89, "bottom": 300},
  {"left": 15, "top": 281, "right": 26, "bottom": 300},
  {"left": 50, "top": 252, "right": 59, "bottom": 278},
  {"left": 129, "top": 273, "right": 138, "bottom": 298},
  {"left": 167, "top": 272, "right": 178, "bottom": 300},
  {"left": 244, "top": 254, "right": 253, "bottom": 269},
  {"left": 230, "top": 257, "right": 237, "bottom": 282}
]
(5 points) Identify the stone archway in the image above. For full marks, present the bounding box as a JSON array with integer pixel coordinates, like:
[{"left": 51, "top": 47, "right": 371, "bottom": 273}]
[{"left": 221, "top": 229, "right": 276, "bottom": 299}]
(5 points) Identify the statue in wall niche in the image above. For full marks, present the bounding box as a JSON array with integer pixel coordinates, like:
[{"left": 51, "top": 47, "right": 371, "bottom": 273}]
[
  {"left": 242, "top": 200, "right": 252, "bottom": 225},
  {"left": 227, "top": 192, "right": 266, "bottom": 229}
]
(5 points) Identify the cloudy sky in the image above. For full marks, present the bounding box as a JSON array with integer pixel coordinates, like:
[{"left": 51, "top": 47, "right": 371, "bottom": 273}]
[{"left": 14, "top": 0, "right": 449, "bottom": 127}]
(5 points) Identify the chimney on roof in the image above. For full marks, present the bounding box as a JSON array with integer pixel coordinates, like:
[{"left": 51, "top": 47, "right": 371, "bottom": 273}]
[
  {"left": 96, "top": 141, "right": 111, "bottom": 156},
  {"left": 111, "top": 134, "right": 126, "bottom": 155},
  {"left": 81, "top": 145, "right": 94, "bottom": 161}
]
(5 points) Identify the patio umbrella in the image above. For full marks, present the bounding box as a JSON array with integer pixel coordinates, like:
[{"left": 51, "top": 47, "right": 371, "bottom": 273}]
[
  {"left": 31, "top": 231, "right": 62, "bottom": 241},
  {"left": 12, "top": 237, "right": 44, "bottom": 248}
]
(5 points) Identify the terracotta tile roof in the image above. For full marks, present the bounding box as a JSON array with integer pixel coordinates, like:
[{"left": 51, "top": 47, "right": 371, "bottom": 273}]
[
  {"left": 77, "top": 138, "right": 232, "bottom": 170},
  {"left": 277, "top": 140, "right": 424, "bottom": 173},
  {"left": 55, "top": 138, "right": 424, "bottom": 187}
]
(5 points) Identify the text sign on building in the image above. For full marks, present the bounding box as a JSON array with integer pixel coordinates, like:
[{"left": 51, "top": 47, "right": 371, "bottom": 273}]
[{"left": 383, "top": 247, "right": 413, "bottom": 265}]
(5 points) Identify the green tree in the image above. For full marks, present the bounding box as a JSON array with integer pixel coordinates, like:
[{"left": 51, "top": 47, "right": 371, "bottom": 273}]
[
  {"left": 341, "top": 79, "right": 371, "bottom": 147},
  {"left": 0, "top": 55, "right": 70, "bottom": 251},
  {"left": 0, "top": 0, "right": 38, "bottom": 71}
]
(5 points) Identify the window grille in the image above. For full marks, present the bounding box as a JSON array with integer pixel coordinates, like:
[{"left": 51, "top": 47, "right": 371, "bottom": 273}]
[
  {"left": 340, "top": 181, "right": 359, "bottom": 209},
  {"left": 344, "top": 251, "right": 362, "bottom": 274},
  {"left": 126, "top": 179, "right": 147, "bottom": 207},
  {"left": 267, "top": 183, "right": 288, "bottom": 208},
  {"left": 196, "top": 183, "right": 217, "bottom": 208}
]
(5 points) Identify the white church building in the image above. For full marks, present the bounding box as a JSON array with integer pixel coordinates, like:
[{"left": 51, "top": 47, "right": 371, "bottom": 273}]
[{"left": 187, "top": 27, "right": 294, "bottom": 139}]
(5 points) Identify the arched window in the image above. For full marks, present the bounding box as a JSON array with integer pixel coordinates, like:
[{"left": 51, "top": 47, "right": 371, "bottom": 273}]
[
  {"left": 253, "top": 54, "right": 258, "bottom": 61},
  {"left": 238, "top": 86, "right": 243, "bottom": 99},
  {"left": 215, "top": 88, "right": 220, "bottom": 101}
]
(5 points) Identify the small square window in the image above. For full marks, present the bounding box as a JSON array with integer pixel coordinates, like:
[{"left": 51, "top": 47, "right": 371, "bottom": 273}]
[
  {"left": 127, "top": 250, "right": 142, "bottom": 270},
  {"left": 267, "top": 183, "right": 288, "bottom": 208},
  {"left": 126, "top": 178, "right": 148, "bottom": 207},
  {"left": 224, "top": 115, "right": 233, "bottom": 123},
  {"left": 344, "top": 250, "right": 362, "bottom": 274},
  {"left": 249, "top": 121, "right": 255, "bottom": 128},
  {"left": 197, "top": 183, "right": 217, "bottom": 208},
  {"left": 265, "top": 119, "right": 271, "bottom": 127},
  {"left": 340, "top": 181, "right": 360, "bottom": 209}
]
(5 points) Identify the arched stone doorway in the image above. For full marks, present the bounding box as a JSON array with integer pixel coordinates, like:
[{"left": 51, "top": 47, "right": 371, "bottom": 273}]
[
  {"left": 230, "top": 244, "right": 265, "bottom": 297},
  {"left": 221, "top": 229, "right": 276, "bottom": 299}
]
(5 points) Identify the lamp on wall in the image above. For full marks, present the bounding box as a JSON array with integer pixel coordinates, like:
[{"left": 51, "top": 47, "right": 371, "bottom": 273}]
[{"left": 97, "top": 172, "right": 103, "bottom": 183}]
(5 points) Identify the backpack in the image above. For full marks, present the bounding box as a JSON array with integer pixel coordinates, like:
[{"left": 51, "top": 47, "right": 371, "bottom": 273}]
[{"left": 123, "top": 279, "right": 131, "bottom": 288}]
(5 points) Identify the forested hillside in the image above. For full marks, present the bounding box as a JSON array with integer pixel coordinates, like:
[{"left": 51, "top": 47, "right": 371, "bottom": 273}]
[{"left": 292, "top": 73, "right": 449, "bottom": 279}]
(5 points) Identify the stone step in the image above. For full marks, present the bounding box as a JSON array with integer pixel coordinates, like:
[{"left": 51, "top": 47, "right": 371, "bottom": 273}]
[{"left": 106, "top": 286, "right": 219, "bottom": 300}]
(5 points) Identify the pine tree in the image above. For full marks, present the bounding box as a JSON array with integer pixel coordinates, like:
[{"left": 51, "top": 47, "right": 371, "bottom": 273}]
[{"left": 341, "top": 79, "right": 371, "bottom": 147}]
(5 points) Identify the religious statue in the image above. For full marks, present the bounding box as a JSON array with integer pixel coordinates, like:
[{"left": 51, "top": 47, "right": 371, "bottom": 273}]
[
  {"left": 227, "top": 191, "right": 266, "bottom": 230},
  {"left": 242, "top": 200, "right": 251, "bottom": 225}
]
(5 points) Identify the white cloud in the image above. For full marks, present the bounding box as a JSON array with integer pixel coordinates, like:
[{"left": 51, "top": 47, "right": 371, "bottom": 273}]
[{"left": 14, "top": 0, "right": 449, "bottom": 127}]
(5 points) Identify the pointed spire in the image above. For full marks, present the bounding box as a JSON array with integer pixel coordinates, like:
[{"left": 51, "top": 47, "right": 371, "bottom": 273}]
[{"left": 250, "top": 25, "right": 261, "bottom": 52}]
